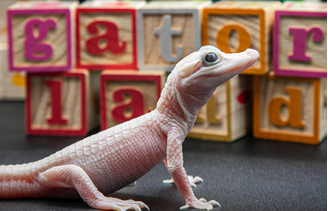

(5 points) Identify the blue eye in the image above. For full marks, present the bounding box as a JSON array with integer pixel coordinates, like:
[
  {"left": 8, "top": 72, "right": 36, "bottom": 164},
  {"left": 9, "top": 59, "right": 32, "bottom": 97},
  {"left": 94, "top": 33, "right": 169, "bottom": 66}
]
[{"left": 205, "top": 53, "right": 217, "bottom": 63}]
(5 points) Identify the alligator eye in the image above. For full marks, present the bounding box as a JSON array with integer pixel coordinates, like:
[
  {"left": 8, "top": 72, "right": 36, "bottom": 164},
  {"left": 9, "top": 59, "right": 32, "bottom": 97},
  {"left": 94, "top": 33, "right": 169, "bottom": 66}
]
[{"left": 205, "top": 53, "right": 218, "bottom": 63}]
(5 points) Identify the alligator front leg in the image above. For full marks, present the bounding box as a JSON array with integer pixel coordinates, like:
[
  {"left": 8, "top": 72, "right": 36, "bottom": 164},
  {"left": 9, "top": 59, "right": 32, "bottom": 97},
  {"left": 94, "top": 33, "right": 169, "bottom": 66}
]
[
  {"left": 38, "top": 165, "right": 149, "bottom": 211},
  {"left": 166, "top": 130, "right": 220, "bottom": 210},
  {"left": 163, "top": 158, "right": 203, "bottom": 188}
]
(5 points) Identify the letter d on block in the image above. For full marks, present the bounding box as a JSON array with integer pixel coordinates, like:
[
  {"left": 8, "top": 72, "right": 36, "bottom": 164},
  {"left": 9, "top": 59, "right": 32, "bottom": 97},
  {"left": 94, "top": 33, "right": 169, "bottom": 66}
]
[{"left": 268, "top": 87, "right": 305, "bottom": 128}]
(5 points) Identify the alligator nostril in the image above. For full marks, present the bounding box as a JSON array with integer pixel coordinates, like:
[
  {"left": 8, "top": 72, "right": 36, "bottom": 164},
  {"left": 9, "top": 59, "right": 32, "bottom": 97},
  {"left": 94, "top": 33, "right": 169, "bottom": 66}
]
[{"left": 245, "top": 49, "right": 259, "bottom": 60}]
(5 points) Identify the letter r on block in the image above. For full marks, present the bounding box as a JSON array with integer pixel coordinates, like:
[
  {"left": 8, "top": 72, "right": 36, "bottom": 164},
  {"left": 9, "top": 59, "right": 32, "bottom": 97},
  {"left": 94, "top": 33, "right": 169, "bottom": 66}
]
[
  {"left": 288, "top": 26, "right": 324, "bottom": 62},
  {"left": 268, "top": 87, "right": 305, "bottom": 128}
]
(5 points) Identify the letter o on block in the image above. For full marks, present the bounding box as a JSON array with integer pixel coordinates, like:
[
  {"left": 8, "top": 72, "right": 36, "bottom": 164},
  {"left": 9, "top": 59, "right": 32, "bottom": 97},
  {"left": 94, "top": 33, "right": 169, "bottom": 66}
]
[
  {"left": 216, "top": 23, "right": 252, "bottom": 53},
  {"left": 203, "top": 1, "right": 281, "bottom": 74}
]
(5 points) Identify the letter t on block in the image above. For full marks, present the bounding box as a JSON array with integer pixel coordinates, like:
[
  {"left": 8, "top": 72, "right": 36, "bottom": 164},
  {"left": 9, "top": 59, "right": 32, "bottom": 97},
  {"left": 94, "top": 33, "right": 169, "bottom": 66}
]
[
  {"left": 137, "top": 1, "right": 208, "bottom": 71},
  {"left": 155, "top": 15, "right": 182, "bottom": 63}
]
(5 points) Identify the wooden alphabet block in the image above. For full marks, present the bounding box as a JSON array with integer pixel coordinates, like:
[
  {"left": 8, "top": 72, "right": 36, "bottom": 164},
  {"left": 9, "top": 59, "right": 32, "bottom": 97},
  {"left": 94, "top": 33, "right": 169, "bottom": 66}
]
[
  {"left": 273, "top": 2, "right": 327, "bottom": 78},
  {"left": 0, "top": 0, "right": 17, "bottom": 43},
  {"left": 7, "top": 1, "right": 77, "bottom": 72},
  {"left": 202, "top": 1, "right": 281, "bottom": 75},
  {"left": 100, "top": 71, "right": 165, "bottom": 130},
  {"left": 76, "top": 1, "right": 145, "bottom": 70},
  {"left": 253, "top": 73, "right": 327, "bottom": 144},
  {"left": 188, "top": 75, "right": 253, "bottom": 142},
  {"left": 26, "top": 70, "right": 99, "bottom": 136},
  {"left": 0, "top": 44, "right": 25, "bottom": 100},
  {"left": 137, "top": 1, "right": 209, "bottom": 71}
]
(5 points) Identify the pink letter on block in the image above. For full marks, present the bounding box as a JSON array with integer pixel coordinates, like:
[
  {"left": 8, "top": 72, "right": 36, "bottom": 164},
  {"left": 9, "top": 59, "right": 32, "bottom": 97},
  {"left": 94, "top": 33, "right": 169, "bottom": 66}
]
[
  {"left": 24, "top": 19, "right": 56, "bottom": 61},
  {"left": 288, "top": 26, "right": 324, "bottom": 62}
]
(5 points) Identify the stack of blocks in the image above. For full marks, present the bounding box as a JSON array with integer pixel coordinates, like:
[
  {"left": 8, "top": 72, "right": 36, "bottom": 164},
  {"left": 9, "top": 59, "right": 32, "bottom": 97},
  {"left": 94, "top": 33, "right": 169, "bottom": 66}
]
[
  {"left": 5, "top": 1, "right": 327, "bottom": 144},
  {"left": 254, "top": 2, "right": 327, "bottom": 144}
]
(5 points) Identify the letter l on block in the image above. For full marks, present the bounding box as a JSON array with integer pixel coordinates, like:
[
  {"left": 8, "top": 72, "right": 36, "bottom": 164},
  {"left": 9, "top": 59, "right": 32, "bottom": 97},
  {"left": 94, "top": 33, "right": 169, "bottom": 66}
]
[{"left": 45, "top": 80, "right": 68, "bottom": 125}]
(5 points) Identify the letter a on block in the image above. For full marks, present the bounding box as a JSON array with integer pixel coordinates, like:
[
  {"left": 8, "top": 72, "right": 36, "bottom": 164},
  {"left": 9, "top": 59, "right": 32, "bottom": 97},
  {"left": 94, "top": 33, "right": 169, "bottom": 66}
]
[
  {"left": 288, "top": 26, "right": 324, "bottom": 62},
  {"left": 24, "top": 19, "right": 56, "bottom": 61},
  {"left": 86, "top": 21, "right": 126, "bottom": 55},
  {"left": 111, "top": 88, "right": 145, "bottom": 123},
  {"left": 216, "top": 23, "right": 252, "bottom": 53},
  {"left": 45, "top": 80, "right": 68, "bottom": 125},
  {"left": 155, "top": 15, "right": 182, "bottom": 63},
  {"left": 268, "top": 87, "right": 305, "bottom": 128}
]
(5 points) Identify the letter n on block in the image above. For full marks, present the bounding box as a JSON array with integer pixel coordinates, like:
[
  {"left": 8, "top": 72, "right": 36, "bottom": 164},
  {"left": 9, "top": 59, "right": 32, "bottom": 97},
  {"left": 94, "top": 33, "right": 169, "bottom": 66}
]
[
  {"left": 137, "top": 1, "right": 209, "bottom": 71},
  {"left": 76, "top": 1, "right": 144, "bottom": 70},
  {"left": 100, "top": 71, "right": 165, "bottom": 130},
  {"left": 26, "top": 70, "right": 99, "bottom": 136},
  {"left": 188, "top": 75, "right": 253, "bottom": 142},
  {"left": 253, "top": 73, "right": 327, "bottom": 144},
  {"left": 273, "top": 2, "right": 327, "bottom": 78},
  {"left": 203, "top": 1, "right": 281, "bottom": 75},
  {"left": 7, "top": 2, "right": 76, "bottom": 72}
]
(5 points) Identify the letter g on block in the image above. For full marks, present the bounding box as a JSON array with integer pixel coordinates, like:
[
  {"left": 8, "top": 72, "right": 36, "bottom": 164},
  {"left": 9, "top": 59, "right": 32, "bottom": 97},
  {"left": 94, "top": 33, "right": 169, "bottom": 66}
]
[{"left": 24, "top": 19, "right": 56, "bottom": 61}]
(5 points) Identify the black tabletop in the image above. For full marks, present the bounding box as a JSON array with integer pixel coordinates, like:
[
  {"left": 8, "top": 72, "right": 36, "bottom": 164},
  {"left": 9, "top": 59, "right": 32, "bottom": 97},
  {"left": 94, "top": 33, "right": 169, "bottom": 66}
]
[{"left": 0, "top": 101, "right": 326, "bottom": 211}]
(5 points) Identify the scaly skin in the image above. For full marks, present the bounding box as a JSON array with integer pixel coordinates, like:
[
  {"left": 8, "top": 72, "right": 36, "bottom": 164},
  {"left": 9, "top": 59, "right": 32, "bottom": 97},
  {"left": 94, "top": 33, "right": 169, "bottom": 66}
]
[{"left": 0, "top": 45, "right": 259, "bottom": 210}]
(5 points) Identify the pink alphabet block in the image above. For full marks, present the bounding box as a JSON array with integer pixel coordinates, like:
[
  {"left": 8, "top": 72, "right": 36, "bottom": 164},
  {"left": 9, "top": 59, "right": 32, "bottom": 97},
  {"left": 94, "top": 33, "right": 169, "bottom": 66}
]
[
  {"left": 273, "top": 2, "right": 327, "bottom": 78},
  {"left": 7, "top": 1, "right": 77, "bottom": 72}
]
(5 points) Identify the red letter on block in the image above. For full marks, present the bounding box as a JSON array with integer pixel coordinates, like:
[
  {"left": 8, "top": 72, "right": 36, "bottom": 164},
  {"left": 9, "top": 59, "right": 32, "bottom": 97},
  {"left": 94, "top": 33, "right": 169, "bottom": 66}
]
[
  {"left": 86, "top": 21, "right": 126, "bottom": 55},
  {"left": 289, "top": 26, "right": 324, "bottom": 62},
  {"left": 45, "top": 80, "right": 68, "bottom": 125},
  {"left": 111, "top": 88, "right": 144, "bottom": 123}
]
